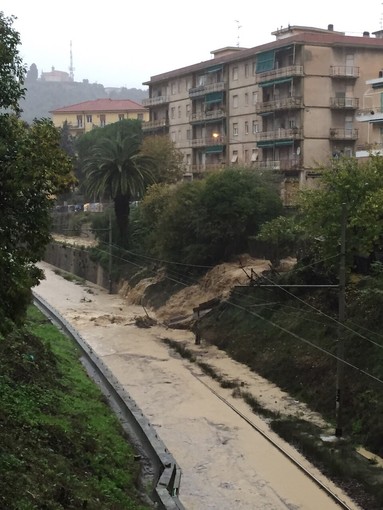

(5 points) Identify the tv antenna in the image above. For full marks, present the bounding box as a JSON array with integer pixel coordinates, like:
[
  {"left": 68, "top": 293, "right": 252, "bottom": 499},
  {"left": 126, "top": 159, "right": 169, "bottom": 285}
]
[{"left": 235, "top": 20, "right": 242, "bottom": 47}]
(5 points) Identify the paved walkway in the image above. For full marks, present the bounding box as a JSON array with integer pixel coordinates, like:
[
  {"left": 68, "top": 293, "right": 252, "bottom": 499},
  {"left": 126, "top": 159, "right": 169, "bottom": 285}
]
[{"left": 34, "top": 262, "right": 361, "bottom": 510}]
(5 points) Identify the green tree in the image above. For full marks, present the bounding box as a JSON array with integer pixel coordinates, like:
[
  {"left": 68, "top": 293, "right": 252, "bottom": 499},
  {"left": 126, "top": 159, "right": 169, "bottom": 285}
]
[
  {"left": 298, "top": 157, "right": 383, "bottom": 270},
  {"left": 258, "top": 156, "right": 383, "bottom": 273},
  {"left": 0, "top": 116, "right": 74, "bottom": 332},
  {"left": 0, "top": 11, "right": 25, "bottom": 112},
  {"left": 0, "top": 13, "right": 75, "bottom": 332},
  {"left": 83, "top": 132, "right": 154, "bottom": 244},
  {"left": 138, "top": 168, "right": 283, "bottom": 265},
  {"left": 140, "top": 135, "right": 184, "bottom": 183},
  {"left": 26, "top": 63, "right": 38, "bottom": 82}
]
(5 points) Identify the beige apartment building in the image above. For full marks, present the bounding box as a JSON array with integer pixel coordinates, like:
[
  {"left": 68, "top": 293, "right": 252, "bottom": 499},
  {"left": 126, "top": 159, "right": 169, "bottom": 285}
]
[{"left": 142, "top": 24, "right": 383, "bottom": 204}]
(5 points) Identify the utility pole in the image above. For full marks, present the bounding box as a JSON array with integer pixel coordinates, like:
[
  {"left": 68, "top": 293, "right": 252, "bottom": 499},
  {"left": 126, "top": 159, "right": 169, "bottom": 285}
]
[
  {"left": 335, "top": 203, "right": 347, "bottom": 437},
  {"left": 108, "top": 202, "right": 113, "bottom": 294}
]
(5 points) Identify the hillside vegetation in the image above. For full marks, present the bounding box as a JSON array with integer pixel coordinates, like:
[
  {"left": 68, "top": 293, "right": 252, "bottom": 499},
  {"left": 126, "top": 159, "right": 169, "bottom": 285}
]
[
  {"left": 0, "top": 306, "right": 151, "bottom": 510},
  {"left": 20, "top": 80, "right": 148, "bottom": 123}
]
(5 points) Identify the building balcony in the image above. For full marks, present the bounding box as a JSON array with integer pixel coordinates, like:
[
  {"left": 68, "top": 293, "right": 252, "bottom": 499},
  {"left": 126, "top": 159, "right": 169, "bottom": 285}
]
[
  {"left": 190, "top": 109, "right": 226, "bottom": 124},
  {"left": 189, "top": 81, "right": 226, "bottom": 98},
  {"left": 257, "top": 65, "right": 304, "bottom": 84},
  {"left": 254, "top": 158, "right": 302, "bottom": 172},
  {"left": 330, "top": 66, "right": 359, "bottom": 78},
  {"left": 142, "top": 119, "right": 169, "bottom": 131},
  {"left": 255, "top": 96, "right": 303, "bottom": 114},
  {"left": 255, "top": 127, "right": 303, "bottom": 142},
  {"left": 142, "top": 95, "right": 170, "bottom": 107},
  {"left": 356, "top": 107, "right": 383, "bottom": 123},
  {"left": 330, "top": 97, "right": 359, "bottom": 109},
  {"left": 66, "top": 123, "right": 85, "bottom": 134},
  {"left": 355, "top": 142, "right": 383, "bottom": 158},
  {"left": 329, "top": 128, "right": 358, "bottom": 140},
  {"left": 191, "top": 135, "right": 227, "bottom": 148}
]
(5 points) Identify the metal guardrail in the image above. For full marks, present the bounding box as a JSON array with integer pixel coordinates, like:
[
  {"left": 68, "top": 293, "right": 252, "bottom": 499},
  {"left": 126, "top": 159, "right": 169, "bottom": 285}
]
[{"left": 32, "top": 291, "right": 185, "bottom": 510}]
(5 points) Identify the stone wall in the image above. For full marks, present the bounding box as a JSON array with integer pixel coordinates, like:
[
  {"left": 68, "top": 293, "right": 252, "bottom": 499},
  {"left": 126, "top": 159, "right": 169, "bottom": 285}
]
[{"left": 44, "top": 242, "right": 109, "bottom": 289}]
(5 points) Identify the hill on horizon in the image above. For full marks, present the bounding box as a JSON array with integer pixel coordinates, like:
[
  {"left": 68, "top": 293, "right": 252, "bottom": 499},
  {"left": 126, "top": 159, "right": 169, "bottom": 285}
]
[{"left": 20, "top": 79, "right": 148, "bottom": 124}]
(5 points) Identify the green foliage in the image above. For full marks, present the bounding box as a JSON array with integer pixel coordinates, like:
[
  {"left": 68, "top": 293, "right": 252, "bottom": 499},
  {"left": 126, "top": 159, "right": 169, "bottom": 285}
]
[
  {"left": 0, "top": 12, "right": 75, "bottom": 332},
  {"left": 136, "top": 168, "right": 283, "bottom": 265},
  {"left": 0, "top": 114, "right": 75, "bottom": 333},
  {"left": 298, "top": 157, "right": 383, "bottom": 269},
  {"left": 258, "top": 157, "right": 383, "bottom": 273},
  {"left": 0, "top": 306, "right": 150, "bottom": 509},
  {"left": 79, "top": 123, "right": 155, "bottom": 245},
  {"left": 140, "top": 134, "right": 184, "bottom": 184},
  {"left": 0, "top": 11, "right": 25, "bottom": 113}
]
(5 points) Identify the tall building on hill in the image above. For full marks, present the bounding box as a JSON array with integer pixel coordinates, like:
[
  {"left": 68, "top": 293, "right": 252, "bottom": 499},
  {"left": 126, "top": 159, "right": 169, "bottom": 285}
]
[
  {"left": 142, "top": 24, "right": 383, "bottom": 205},
  {"left": 50, "top": 98, "right": 149, "bottom": 136}
]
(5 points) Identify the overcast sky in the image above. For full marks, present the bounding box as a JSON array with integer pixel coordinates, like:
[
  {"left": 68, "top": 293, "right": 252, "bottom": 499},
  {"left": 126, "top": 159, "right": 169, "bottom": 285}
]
[{"left": 3, "top": 0, "right": 383, "bottom": 90}]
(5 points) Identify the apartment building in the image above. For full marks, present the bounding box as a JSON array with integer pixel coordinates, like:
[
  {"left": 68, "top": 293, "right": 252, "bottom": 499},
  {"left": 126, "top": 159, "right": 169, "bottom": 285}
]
[
  {"left": 142, "top": 24, "right": 383, "bottom": 204},
  {"left": 51, "top": 98, "right": 148, "bottom": 137}
]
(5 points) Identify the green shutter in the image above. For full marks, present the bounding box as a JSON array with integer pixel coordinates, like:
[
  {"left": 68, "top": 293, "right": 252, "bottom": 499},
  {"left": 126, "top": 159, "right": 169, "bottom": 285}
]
[{"left": 256, "top": 50, "right": 275, "bottom": 73}]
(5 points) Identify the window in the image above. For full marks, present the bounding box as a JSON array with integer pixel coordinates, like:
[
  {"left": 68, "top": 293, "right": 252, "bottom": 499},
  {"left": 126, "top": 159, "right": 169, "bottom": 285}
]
[
  {"left": 252, "top": 121, "right": 259, "bottom": 134},
  {"left": 118, "top": 114, "right": 125, "bottom": 121},
  {"left": 233, "top": 95, "right": 238, "bottom": 108},
  {"left": 171, "top": 131, "right": 176, "bottom": 142},
  {"left": 171, "top": 107, "right": 175, "bottom": 119},
  {"left": 86, "top": 114, "right": 92, "bottom": 123},
  {"left": 171, "top": 82, "right": 176, "bottom": 94},
  {"left": 233, "top": 123, "right": 238, "bottom": 136},
  {"left": 252, "top": 91, "right": 258, "bottom": 105},
  {"left": 245, "top": 121, "right": 249, "bottom": 135},
  {"left": 231, "top": 150, "right": 238, "bottom": 163},
  {"left": 186, "top": 103, "right": 191, "bottom": 114},
  {"left": 178, "top": 105, "right": 181, "bottom": 118},
  {"left": 186, "top": 129, "right": 191, "bottom": 140},
  {"left": 77, "top": 115, "right": 83, "bottom": 127},
  {"left": 137, "top": 113, "right": 143, "bottom": 120},
  {"left": 244, "top": 149, "right": 248, "bottom": 162},
  {"left": 100, "top": 115, "right": 105, "bottom": 127},
  {"left": 178, "top": 129, "right": 181, "bottom": 141},
  {"left": 252, "top": 61, "right": 257, "bottom": 75},
  {"left": 232, "top": 66, "right": 238, "bottom": 80},
  {"left": 244, "top": 93, "right": 249, "bottom": 105},
  {"left": 244, "top": 64, "right": 249, "bottom": 78},
  {"left": 289, "top": 119, "right": 296, "bottom": 128},
  {"left": 251, "top": 149, "right": 259, "bottom": 162}
]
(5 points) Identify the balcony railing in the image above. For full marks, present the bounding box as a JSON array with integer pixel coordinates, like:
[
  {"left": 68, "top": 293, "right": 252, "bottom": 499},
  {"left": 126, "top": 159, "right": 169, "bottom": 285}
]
[
  {"left": 189, "top": 81, "right": 226, "bottom": 98},
  {"left": 257, "top": 65, "right": 304, "bottom": 83},
  {"left": 142, "top": 95, "right": 170, "bottom": 106},
  {"left": 254, "top": 158, "right": 302, "bottom": 171},
  {"left": 255, "top": 127, "right": 303, "bottom": 141},
  {"left": 330, "top": 97, "right": 359, "bottom": 109},
  {"left": 329, "top": 128, "right": 358, "bottom": 139},
  {"left": 356, "top": 107, "right": 383, "bottom": 123},
  {"left": 356, "top": 142, "right": 383, "bottom": 151},
  {"left": 191, "top": 135, "right": 227, "bottom": 147},
  {"left": 142, "top": 119, "right": 168, "bottom": 131},
  {"left": 190, "top": 109, "right": 226, "bottom": 123},
  {"left": 330, "top": 66, "right": 359, "bottom": 78},
  {"left": 255, "top": 96, "right": 303, "bottom": 114}
]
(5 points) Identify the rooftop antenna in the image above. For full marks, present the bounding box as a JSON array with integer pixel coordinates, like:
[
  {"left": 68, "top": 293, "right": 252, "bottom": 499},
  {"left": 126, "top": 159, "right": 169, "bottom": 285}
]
[
  {"left": 69, "top": 40, "right": 75, "bottom": 81},
  {"left": 380, "top": 2, "right": 383, "bottom": 29},
  {"left": 235, "top": 20, "right": 242, "bottom": 47}
]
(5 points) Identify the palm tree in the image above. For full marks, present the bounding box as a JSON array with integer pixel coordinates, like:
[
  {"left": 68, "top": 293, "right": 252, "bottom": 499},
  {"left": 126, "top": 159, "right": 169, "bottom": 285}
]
[{"left": 83, "top": 133, "right": 154, "bottom": 244}]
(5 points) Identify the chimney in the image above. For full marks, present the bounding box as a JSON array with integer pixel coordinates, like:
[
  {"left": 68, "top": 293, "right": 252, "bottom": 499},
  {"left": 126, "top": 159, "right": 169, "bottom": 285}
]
[
  {"left": 328, "top": 24, "right": 334, "bottom": 31},
  {"left": 363, "top": 31, "right": 370, "bottom": 37}
]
